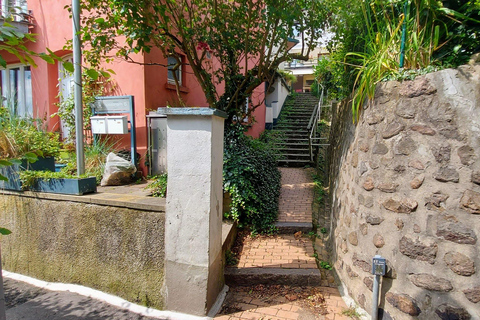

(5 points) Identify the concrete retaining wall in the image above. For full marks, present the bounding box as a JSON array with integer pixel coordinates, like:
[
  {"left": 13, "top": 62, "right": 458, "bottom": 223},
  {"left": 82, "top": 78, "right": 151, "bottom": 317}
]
[
  {"left": 0, "top": 194, "right": 166, "bottom": 309},
  {"left": 327, "top": 63, "right": 480, "bottom": 319}
]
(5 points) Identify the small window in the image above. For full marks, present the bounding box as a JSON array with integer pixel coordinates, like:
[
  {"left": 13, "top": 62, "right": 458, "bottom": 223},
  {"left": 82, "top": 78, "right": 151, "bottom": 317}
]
[
  {"left": 167, "top": 56, "right": 182, "bottom": 85},
  {"left": 1, "top": 65, "right": 33, "bottom": 117},
  {"left": 1, "top": 0, "right": 28, "bottom": 21}
]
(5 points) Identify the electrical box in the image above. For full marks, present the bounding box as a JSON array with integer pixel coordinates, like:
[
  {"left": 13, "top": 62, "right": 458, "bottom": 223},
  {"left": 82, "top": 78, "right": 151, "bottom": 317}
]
[
  {"left": 372, "top": 255, "right": 386, "bottom": 276},
  {"left": 90, "top": 116, "right": 107, "bottom": 134},
  {"left": 106, "top": 115, "right": 128, "bottom": 134}
]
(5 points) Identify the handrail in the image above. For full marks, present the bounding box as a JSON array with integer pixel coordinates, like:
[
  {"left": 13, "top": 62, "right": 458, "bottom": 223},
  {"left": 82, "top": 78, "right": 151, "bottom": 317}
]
[{"left": 309, "top": 83, "right": 325, "bottom": 162}]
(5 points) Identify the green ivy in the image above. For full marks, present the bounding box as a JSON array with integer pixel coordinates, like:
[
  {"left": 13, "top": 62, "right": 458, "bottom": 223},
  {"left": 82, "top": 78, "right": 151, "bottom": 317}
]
[{"left": 223, "top": 124, "right": 281, "bottom": 233}]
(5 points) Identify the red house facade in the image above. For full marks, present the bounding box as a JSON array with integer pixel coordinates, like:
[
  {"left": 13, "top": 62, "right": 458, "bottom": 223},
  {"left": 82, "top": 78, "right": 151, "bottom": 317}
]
[{"left": 0, "top": 0, "right": 267, "bottom": 175}]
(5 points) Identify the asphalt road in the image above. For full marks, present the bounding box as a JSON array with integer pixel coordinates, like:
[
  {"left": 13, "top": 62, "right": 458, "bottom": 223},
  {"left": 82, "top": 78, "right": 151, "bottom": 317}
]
[{"left": 5, "top": 278, "right": 158, "bottom": 320}]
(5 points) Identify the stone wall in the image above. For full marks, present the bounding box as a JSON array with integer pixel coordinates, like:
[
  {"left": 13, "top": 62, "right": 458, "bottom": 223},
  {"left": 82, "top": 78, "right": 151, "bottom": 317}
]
[
  {"left": 0, "top": 194, "right": 166, "bottom": 309},
  {"left": 328, "top": 63, "right": 480, "bottom": 319}
]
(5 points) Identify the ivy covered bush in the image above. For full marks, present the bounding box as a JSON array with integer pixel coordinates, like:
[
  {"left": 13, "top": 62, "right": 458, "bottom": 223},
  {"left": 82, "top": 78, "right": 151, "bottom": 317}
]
[{"left": 223, "top": 124, "right": 281, "bottom": 233}]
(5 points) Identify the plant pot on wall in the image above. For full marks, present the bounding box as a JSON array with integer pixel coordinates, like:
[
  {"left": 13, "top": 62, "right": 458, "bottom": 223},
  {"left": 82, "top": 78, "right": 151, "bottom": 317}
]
[
  {"left": 0, "top": 157, "right": 56, "bottom": 191},
  {"left": 29, "top": 177, "right": 97, "bottom": 196}
]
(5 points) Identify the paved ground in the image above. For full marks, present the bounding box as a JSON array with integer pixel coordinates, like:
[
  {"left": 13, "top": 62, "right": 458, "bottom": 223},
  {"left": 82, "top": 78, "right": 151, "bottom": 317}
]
[
  {"left": 236, "top": 235, "right": 317, "bottom": 269},
  {"left": 4, "top": 278, "right": 156, "bottom": 320},
  {"left": 277, "top": 168, "right": 314, "bottom": 223},
  {"left": 215, "top": 168, "right": 351, "bottom": 320}
]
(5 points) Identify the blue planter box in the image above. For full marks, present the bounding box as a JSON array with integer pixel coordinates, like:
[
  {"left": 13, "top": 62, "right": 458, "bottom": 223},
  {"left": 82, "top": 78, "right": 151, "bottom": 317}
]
[
  {"left": 0, "top": 157, "right": 55, "bottom": 191},
  {"left": 29, "top": 177, "right": 97, "bottom": 195}
]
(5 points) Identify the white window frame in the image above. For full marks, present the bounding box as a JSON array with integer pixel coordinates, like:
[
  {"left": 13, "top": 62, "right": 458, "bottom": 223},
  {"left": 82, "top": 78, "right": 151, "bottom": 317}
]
[
  {"left": 1, "top": 63, "right": 33, "bottom": 118},
  {"left": 58, "top": 55, "right": 74, "bottom": 140},
  {"left": 167, "top": 56, "right": 182, "bottom": 85},
  {"left": 1, "top": 0, "right": 28, "bottom": 21}
]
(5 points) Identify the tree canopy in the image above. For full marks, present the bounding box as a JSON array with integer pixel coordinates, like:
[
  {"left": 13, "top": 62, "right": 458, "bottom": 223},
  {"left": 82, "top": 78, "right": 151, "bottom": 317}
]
[{"left": 79, "top": 0, "right": 327, "bottom": 120}]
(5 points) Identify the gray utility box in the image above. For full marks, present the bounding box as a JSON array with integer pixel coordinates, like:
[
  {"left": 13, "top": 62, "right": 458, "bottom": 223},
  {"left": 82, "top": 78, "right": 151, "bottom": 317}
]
[{"left": 147, "top": 112, "right": 167, "bottom": 175}]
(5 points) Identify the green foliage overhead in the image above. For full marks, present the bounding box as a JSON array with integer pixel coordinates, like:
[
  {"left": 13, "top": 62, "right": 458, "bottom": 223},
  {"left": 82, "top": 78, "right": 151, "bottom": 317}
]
[
  {"left": 223, "top": 124, "right": 281, "bottom": 233},
  {"left": 79, "top": 0, "right": 327, "bottom": 120},
  {"left": 323, "top": 0, "right": 480, "bottom": 120}
]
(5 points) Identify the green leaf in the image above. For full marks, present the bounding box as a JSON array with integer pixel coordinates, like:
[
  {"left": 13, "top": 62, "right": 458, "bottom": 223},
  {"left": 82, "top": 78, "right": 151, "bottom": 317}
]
[
  {"left": 0, "top": 174, "right": 8, "bottom": 182},
  {"left": 0, "top": 55, "right": 6, "bottom": 68},
  {"left": 86, "top": 68, "right": 99, "bottom": 80},
  {"left": 24, "top": 152, "right": 39, "bottom": 163},
  {"left": 107, "top": 69, "right": 116, "bottom": 75},
  {"left": 0, "top": 159, "right": 12, "bottom": 166},
  {"left": 0, "top": 228, "right": 11, "bottom": 235},
  {"left": 39, "top": 53, "right": 55, "bottom": 64},
  {"left": 63, "top": 61, "right": 75, "bottom": 73}
]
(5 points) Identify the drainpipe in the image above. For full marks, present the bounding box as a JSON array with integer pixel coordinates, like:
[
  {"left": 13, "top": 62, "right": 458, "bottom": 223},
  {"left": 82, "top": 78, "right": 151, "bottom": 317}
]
[
  {"left": 371, "top": 255, "right": 386, "bottom": 320},
  {"left": 72, "top": 0, "right": 85, "bottom": 175}
]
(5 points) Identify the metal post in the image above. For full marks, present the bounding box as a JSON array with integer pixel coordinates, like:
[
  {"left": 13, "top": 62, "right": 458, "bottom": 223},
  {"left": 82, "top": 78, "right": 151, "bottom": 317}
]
[
  {"left": 372, "top": 274, "right": 381, "bottom": 320},
  {"left": 72, "top": 0, "right": 85, "bottom": 175},
  {"left": 371, "top": 255, "right": 386, "bottom": 320}
]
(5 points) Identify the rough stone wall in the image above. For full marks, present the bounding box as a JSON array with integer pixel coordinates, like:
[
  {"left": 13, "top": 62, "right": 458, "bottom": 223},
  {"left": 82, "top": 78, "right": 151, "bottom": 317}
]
[
  {"left": 328, "top": 63, "right": 480, "bottom": 319},
  {"left": 0, "top": 195, "right": 166, "bottom": 309}
]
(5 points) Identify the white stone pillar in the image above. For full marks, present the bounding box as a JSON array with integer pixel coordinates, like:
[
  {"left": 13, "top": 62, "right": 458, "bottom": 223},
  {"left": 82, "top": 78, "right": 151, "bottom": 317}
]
[{"left": 159, "top": 108, "right": 227, "bottom": 316}]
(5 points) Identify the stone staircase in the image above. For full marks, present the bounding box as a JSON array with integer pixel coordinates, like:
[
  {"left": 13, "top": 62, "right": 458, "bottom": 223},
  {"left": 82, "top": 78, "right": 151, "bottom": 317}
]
[{"left": 272, "top": 93, "right": 319, "bottom": 167}]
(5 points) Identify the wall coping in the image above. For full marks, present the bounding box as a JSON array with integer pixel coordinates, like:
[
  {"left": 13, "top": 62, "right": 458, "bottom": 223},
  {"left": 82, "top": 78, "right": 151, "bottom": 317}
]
[
  {"left": 155, "top": 107, "right": 228, "bottom": 119},
  {"left": 0, "top": 189, "right": 165, "bottom": 212}
]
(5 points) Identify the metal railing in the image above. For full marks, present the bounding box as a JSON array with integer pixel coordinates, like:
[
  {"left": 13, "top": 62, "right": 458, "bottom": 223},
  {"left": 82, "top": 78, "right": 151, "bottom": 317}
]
[{"left": 308, "top": 83, "right": 329, "bottom": 162}]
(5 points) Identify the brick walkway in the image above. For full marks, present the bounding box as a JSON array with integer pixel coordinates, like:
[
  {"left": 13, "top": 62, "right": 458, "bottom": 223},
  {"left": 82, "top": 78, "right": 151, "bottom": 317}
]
[
  {"left": 236, "top": 235, "right": 316, "bottom": 269},
  {"left": 277, "top": 168, "right": 314, "bottom": 223},
  {"left": 216, "top": 168, "right": 351, "bottom": 320}
]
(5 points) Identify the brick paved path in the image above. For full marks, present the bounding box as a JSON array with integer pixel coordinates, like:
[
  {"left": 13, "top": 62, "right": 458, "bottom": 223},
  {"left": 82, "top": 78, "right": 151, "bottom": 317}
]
[
  {"left": 215, "top": 168, "right": 350, "bottom": 320},
  {"left": 277, "top": 168, "right": 314, "bottom": 223}
]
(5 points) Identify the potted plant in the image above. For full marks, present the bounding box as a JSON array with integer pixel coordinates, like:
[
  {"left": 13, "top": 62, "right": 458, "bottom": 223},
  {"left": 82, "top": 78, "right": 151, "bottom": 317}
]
[
  {"left": 0, "top": 107, "right": 61, "bottom": 191},
  {"left": 19, "top": 170, "right": 97, "bottom": 196}
]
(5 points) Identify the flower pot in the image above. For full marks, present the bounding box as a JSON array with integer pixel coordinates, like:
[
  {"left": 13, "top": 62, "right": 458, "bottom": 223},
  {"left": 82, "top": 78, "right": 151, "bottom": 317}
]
[
  {"left": 0, "top": 157, "right": 55, "bottom": 191},
  {"left": 29, "top": 177, "right": 97, "bottom": 195}
]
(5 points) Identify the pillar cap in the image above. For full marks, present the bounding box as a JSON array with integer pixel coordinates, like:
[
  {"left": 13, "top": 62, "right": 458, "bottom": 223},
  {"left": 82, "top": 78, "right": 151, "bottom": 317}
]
[{"left": 156, "top": 107, "right": 228, "bottom": 119}]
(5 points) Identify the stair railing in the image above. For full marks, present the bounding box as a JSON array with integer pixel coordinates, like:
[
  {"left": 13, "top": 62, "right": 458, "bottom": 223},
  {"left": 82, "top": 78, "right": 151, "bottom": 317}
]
[{"left": 308, "top": 83, "right": 327, "bottom": 162}]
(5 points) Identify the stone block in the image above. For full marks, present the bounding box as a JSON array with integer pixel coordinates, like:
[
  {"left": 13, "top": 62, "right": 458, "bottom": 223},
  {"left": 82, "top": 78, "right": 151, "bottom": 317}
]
[
  {"left": 410, "top": 174, "right": 425, "bottom": 189},
  {"left": 463, "top": 286, "right": 480, "bottom": 303},
  {"left": 434, "top": 166, "right": 459, "bottom": 183},
  {"left": 395, "top": 99, "right": 416, "bottom": 119},
  {"left": 346, "top": 265, "right": 358, "bottom": 278},
  {"left": 409, "top": 273, "right": 453, "bottom": 291},
  {"left": 399, "top": 77, "right": 436, "bottom": 97},
  {"left": 383, "top": 121, "right": 405, "bottom": 139},
  {"left": 363, "top": 176, "right": 375, "bottom": 191},
  {"left": 363, "top": 277, "right": 373, "bottom": 291},
  {"left": 411, "top": 124, "right": 436, "bottom": 135},
  {"left": 408, "top": 159, "right": 425, "bottom": 170},
  {"left": 437, "top": 216, "right": 477, "bottom": 245},
  {"left": 360, "top": 223, "right": 368, "bottom": 236},
  {"left": 385, "top": 292, "right": 421, "bottom": 316},
  {"left": 471, "top": 171, "right": 480, "bottom": 185},
  {"left": 366, "top": 215, "right": 384, "bottom": 225},
  {"left": 435, "top": 304, "right": 471, "bottom": 320},
  {"left": 432, "top": 144, "right": 451, "bottom": 163},
  {"left": 383, "top": 198, "right": 418, "bottom": 213},
  {"left": 348, "top": 231, "right": 358, "bottom": 246},
  {"left": 394, "top": 136, "right": 416, "bottom": 155},
  {"left": 425, "top": 191, "right": 449, "bottom": 210},
  {"left": 372, "top": 142, "right": 389, "bottom": 155},
  {"left": 352, "top": 253, "right": 371, "bottom": 273},
  {"left": 373, "top": 234, "right": 385, "bottom": 248},
  {"left": 444, "top": 251, "right": 475, "bottom": 276},
  {"left": 399, "top": 235, "right": 437, "bottom": 264},
  {"left": 460, "top": 190, "right": 480, "bottom": 214},
  {"left": 458, "top": 146, "right": 475, "bottom": 165},
  {"left": 377, "top": 182, "right": 398, "bottom": 193}
]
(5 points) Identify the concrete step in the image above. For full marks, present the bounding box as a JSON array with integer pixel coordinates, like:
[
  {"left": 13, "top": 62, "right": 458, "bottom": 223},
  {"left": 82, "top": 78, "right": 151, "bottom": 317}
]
[
  {"left": 275, "top": 221, "right": 313, "bottom": 234},
  {"left": 278, "top": 159, "right": 311, "bottom": 167},
  {"left": 225, "top": 267, "right": 321, "bottom": 287}
]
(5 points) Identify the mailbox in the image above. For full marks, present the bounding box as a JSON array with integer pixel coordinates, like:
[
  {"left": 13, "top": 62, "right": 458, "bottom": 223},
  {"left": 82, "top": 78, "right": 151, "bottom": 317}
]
[
  {"left": 106, "top": 115, "right": 128, "bottom": 134},
  {"left": 91, "top": 116, "right": 107, "bottom": 134},
  {"left": 372, "top": 255, "right": 386, "bottom": 276}
]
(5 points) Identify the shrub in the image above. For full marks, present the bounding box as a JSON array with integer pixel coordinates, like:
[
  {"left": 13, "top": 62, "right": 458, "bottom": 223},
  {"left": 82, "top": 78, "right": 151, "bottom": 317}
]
[{"left": 223, "top": 124, "right": 281, "bottom": 233}]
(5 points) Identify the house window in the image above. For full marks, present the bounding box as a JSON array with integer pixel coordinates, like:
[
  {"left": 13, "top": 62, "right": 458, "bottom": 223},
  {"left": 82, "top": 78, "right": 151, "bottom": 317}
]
[
  {"left": 0, "top": 65, "right": 33, "bottom": 117},
  {"left": 167, "top": 56, "right": 182, "bottom": 85},
  {"left": 1, "top": 0, "right": 28, "bottom": 22}
]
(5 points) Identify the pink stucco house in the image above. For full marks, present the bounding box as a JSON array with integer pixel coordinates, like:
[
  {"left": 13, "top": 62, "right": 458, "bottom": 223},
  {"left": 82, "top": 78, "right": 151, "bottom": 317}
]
[{"left": 0, "top": 0, "right": 267, "bottom": 175}]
